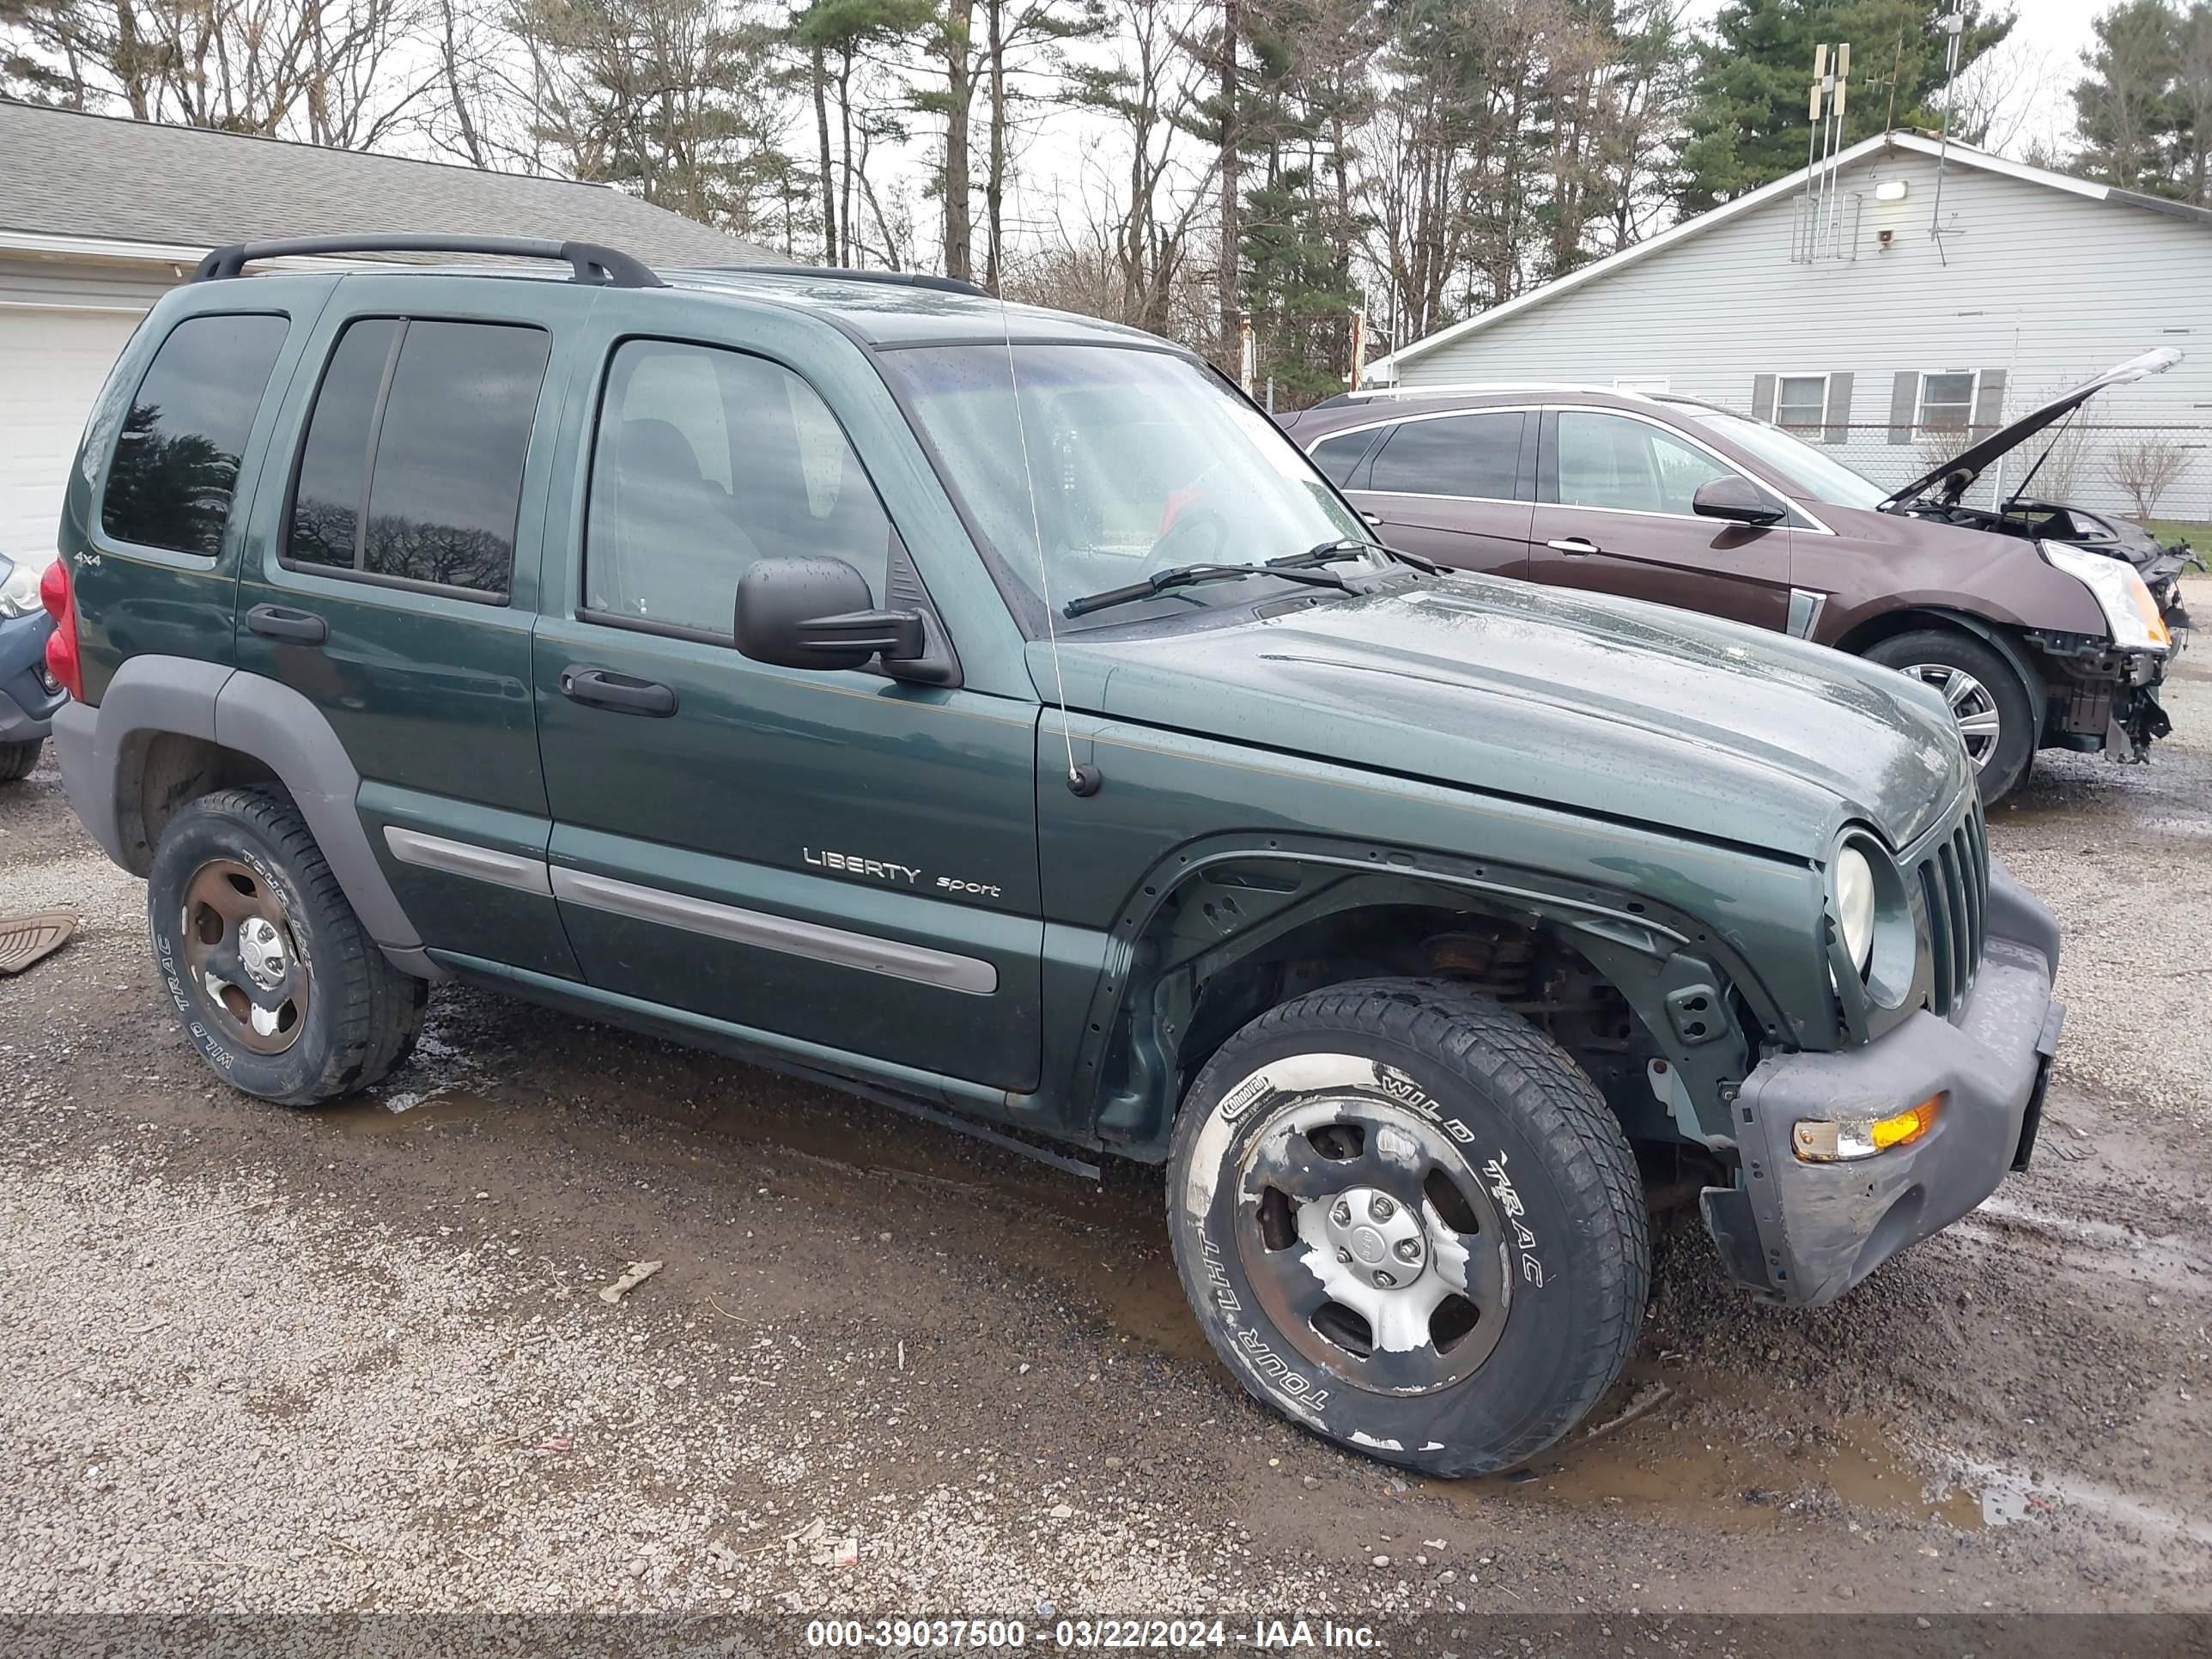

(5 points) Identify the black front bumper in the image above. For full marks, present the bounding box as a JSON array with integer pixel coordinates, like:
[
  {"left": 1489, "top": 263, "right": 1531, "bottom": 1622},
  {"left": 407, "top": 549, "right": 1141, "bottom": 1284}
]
[{"left": 1703, "top": 860, "right": 2063, "bottom": 1307}]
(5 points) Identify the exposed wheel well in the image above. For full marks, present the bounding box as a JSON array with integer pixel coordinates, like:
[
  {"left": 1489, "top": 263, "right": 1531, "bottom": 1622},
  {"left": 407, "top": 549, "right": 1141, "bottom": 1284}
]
[
  {"left": 1093, "top": 879, "right": 1699, "bottom": 1160},
  {"left": 1833, "top": 606, "right": 1980, "bottom": 658},
  {"left": 115, "top": 732, "right": 281, "bottom": 875}
]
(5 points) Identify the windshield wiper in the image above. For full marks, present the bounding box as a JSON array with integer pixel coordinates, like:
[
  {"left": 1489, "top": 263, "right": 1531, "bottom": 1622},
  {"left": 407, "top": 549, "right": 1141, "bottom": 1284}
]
[
  {"left": 1270, "top": 537, "right": 1443, "bottom": 575},
  {"left": 1062, "top": 559, "right": 1354, "bottom": 619}
]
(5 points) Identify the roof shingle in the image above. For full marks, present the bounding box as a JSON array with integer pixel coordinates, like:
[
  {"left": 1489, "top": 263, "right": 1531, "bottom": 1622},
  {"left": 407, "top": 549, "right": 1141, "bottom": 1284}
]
[{"left": 0, "top": 100, "right": 781, "bottom": 268}]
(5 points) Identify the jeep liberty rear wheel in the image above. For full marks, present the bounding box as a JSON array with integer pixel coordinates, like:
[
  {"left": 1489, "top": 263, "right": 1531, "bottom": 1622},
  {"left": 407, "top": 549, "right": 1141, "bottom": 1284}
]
[
  {"left": 1166, "top": 978, "right": 1648, "bottom": 1477},
  {"left": 1863, "top": 629, "right": 2034, "bottom": 805},
  {"left": 0, "top": 738, "right": 41, "bottom": 781},
  {"left": 148, "top": 787, "right": 426, "bottom": 1106}
]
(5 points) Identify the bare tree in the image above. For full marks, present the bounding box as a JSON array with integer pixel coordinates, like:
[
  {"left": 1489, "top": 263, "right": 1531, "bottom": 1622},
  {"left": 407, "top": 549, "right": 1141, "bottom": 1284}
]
[
  {"left": 2106, "top": 434, "right": 2192, "bottom": 520},
  {"left": 4, "top": 0, "right": 437, "bottom": 140},
  {"left": 1060, "top": 0, "right": 1217, "bottom": 337}
]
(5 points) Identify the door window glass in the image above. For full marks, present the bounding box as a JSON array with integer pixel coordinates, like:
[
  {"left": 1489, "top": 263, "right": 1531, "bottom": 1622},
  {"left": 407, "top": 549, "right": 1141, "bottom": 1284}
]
[
  {"left": 286, "top": 318, "right": 550, "bottom": 598},
  {"left": 1369, "top": 413, "right": 1521, "bottom": 499},
  {"left": 585, "top": 340, "right": 895, "bottom": 635},
  {"left": 1554, "top": 410, "right": 1736, "bottom": 516},
  {"left": 1310, "top": 429, "right": 1374, "bottom": 486},
  {"left": 100, "top": 313, "right": 289, "bottom": 556}
]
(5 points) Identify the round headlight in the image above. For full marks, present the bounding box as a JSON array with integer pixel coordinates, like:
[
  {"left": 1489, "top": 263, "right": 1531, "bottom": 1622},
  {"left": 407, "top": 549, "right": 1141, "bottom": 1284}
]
[{"left": 1836, "top": 848, "right": 1875, "bottom": 972}]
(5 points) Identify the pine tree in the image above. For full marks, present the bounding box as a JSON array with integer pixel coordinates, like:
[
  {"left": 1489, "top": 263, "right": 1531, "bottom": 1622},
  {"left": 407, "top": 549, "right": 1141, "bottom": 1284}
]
[{"left": 1674, "top": 0, "right": 2011, "bottom": 212}]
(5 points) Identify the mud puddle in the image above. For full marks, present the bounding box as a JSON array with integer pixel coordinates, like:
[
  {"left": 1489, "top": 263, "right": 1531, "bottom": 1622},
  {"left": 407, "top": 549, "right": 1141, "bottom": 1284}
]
[
  {"left": 1437, "top": 1362, "right": 1984, "bottom": 1533},
  {"left": 320, "top": 1089, "right": 502, "bottom": 1136}
]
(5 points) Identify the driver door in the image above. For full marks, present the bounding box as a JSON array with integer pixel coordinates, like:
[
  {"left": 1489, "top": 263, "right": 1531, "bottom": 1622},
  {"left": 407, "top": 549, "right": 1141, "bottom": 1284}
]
[
  {"left": 1526, "top": 406, "right": 1795, "bottom": 632},
  {"left": 531, "top": 316, "right": 1045, "bottom": 1093}
]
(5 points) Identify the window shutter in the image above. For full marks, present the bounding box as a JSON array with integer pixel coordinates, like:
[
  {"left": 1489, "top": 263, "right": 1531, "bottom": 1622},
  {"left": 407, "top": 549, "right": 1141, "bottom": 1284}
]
[
  {"left": 1972, "top": 368, "right": 2008, "bottom": 435},
  {"left": 1824, "top": 372, "right": 1854, "bottom": 446},
  {"left": 1887, "top": 371, "right": 1917, "bottom": 443},
  {"left": 1751, "top": 374, "right": 1778, "bottom": 422}
]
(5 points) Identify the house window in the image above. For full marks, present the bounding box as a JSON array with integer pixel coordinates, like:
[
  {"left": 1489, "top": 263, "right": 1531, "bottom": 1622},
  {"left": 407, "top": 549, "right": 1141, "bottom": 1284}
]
[
  {"left": 1774, "top": 375, "right": 1828, "bottom": 432},
  {"left": 1915, "top": 371, "right": 1979, "bottom": 434}
]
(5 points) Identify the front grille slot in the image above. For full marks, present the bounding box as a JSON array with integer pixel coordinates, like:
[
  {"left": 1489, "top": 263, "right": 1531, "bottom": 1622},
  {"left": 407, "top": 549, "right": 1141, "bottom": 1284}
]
[{"left": 1917, "top": 799, "right": 1988, "bottom": 1017}]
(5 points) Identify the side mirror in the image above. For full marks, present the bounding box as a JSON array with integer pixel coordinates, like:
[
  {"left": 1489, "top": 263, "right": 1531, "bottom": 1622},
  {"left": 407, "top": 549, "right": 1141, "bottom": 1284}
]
[
  {"left": 734, "top": 557, "right": 925, "bottom": 672},
  {"left": 1692, "top": 476, "right": 1786, "bottom": 527}
]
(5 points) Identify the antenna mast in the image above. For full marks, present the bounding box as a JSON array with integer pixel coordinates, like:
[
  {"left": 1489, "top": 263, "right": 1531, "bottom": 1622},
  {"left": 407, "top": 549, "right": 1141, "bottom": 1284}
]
[
  {"left": 1795, "top": 42, "right": 1850, "bottom": 262},
  {"left": 1930, "top": 0, "right": 1966, "bottom": 258}
]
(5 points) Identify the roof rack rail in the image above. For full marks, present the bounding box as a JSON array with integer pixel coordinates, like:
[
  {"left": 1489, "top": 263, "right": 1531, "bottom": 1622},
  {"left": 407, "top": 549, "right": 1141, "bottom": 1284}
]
[
  {"left": 191, "top": 234, "right": 664, "bottom": 289},
  {"left": 716, "top": 264, "right": 989, "bottom": 298}
]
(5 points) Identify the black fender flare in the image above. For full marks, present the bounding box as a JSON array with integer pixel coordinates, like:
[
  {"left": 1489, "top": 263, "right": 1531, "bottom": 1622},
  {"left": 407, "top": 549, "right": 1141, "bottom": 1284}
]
[
  {"left": 1071, "top": 831, "right": 1775, "bottom": 1154},
  {"left": 52, "top": 653, "right": 436, "bottom": 977}
]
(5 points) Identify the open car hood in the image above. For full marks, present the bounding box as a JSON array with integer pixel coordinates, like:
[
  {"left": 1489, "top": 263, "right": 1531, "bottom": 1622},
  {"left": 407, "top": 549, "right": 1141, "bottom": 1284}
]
[{"left": 1880, "top": 347, "right": 2184, "bottom": 511}]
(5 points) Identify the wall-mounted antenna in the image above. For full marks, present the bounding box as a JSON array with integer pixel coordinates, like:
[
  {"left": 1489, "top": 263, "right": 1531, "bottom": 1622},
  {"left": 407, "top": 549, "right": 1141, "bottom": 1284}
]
[
  {"left": 1930, "top": 0, "right": 1966, "bottom": 264},
  {"left": 1796, "top": 44, "right": 1850, "bottom": 262}
]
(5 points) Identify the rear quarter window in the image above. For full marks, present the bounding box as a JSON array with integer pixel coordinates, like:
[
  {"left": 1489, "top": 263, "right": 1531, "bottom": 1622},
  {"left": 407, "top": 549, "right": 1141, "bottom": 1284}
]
[{"left": 100, "top": 313, "right": 289, "bottom": 556}]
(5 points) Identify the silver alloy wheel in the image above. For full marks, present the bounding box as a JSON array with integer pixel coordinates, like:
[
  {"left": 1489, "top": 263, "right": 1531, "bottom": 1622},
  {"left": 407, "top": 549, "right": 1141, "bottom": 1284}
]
[
  {"left": 1903, "top": 662, "right": 2002, "bottom": 770},
  {"left": 1234, "top": 1095, "right": 1510, "bottom": 1395}
]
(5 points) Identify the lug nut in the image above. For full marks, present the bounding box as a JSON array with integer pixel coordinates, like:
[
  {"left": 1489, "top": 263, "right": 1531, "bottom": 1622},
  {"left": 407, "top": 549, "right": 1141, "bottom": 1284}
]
[
  {"left": 1372, "top": 1270, "right": 1396, "bottom": 1288},
  {"left": 1370, "top": 1194, "right": 1395, "bottom": 1221},
  {"left": 1334, "top": 1248, "right": 1352, "bottom": 1265},
  {"left": 1330, "top": 1201, "right": 1352, "bottom": 1226},
  {"left": 1395, "top": 1238, "right": 1422, "bottom": 1261}
]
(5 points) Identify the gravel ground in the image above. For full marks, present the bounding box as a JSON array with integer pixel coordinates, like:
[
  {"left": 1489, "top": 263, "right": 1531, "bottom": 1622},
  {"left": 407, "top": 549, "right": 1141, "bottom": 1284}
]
[{"left": 1, "top": 587, "right": 2208, "bottom": 1635}]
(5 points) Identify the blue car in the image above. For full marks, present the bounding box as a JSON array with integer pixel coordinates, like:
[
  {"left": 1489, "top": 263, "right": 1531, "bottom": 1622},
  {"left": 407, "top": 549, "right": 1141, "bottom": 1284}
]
[{"left": 0, "top": 552, "right": 63, "bottom": 781}]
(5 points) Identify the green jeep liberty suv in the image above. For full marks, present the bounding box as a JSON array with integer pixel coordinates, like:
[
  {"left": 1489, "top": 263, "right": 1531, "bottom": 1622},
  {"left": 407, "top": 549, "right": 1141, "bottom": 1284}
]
[{"left": 46, "top": 236, "right": 2063, "bottom": 1475}]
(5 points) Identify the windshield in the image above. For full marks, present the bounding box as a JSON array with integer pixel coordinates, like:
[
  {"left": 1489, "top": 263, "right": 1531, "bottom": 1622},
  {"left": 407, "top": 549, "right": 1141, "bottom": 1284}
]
[
  {"left": 879, "top": 343, "right": 1381, "bottom": 629},
  {"left": 1694, "top": 410, "right": 1893, "bottom": 511}
]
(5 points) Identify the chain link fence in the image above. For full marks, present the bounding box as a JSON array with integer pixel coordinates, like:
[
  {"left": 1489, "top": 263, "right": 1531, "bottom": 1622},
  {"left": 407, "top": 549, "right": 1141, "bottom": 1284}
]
[{"left": 1796, "top": 422, "right": 2212, "bottom": 530}]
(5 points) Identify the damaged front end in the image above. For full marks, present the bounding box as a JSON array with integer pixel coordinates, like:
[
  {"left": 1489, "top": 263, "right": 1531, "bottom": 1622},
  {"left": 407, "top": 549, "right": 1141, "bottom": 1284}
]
[
  {"left": 2031, "top": 540, "right": 2178, "bottom": 763},
  {"left": 2027, "top": 625, "right": 2173, "bottom": 763}
]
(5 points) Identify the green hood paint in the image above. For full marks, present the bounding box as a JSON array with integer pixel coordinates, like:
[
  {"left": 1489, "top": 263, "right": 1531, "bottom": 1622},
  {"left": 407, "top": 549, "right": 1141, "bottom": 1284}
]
[{"left": 1054, "top": 574, "right": 1966, "bottom": 860}]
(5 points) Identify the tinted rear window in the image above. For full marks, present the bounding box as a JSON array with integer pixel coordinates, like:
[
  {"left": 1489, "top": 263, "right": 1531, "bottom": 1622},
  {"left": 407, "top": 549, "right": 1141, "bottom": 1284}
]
[
  {"left": 100, "top": 313, "right": 289, "bottom": 556},
  {"left": 1368, "top": 412, "right": 1522, "bottom": 498},
  {"left": 285, "top": 317, "right": 550, "bottom": 598}
]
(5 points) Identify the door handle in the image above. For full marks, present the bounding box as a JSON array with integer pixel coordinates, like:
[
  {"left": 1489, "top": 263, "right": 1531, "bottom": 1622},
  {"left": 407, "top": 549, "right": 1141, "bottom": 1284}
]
[
  {"left": 1359, "top": 509, "right": 1385, "bottom": 526},
  {"left": 245, "top": 603, "right": 328, "bottom": 645},
  {"left": 560, "top": 665, "right": 678, "bottom": 718},
  {"left": 1546, "top": 537, "right": 1601, "bottom": 556}
]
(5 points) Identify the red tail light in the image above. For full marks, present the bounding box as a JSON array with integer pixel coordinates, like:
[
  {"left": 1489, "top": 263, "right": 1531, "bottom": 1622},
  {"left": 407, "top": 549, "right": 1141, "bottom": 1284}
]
[{"left": 40, "top": 559, "right": 82, "bottom": 702}]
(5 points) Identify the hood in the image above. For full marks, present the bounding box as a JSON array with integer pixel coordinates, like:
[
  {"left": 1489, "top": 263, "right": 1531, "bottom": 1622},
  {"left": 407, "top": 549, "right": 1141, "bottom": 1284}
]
[
  {"left": 1881, "top": 347, "right": 2183, "bottom": 512},
  {"left": 1055, "top": 577, "right": 1969, "bottom": 858}
]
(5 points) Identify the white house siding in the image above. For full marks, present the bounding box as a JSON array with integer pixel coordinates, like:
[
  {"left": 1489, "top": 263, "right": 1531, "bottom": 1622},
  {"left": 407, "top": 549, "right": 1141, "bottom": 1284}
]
[
  {"left": 1386, "top": 148, "right": 2212, "bottom": 521},
  {"left": 0, "top": 257, "right": 171, "bottom": 562}
]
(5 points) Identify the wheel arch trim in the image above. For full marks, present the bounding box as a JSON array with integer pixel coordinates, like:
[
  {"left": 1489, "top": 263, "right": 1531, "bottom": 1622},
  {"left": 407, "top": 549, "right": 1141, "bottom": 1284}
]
[{"left": 55, "top": 653, "right": 434, "bottom": 975}]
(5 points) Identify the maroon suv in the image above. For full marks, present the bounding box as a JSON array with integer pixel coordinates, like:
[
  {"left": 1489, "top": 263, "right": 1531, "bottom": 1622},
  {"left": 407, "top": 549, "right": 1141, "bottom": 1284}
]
[{"left": 1280, "top": 383, "right": 2176, "bottom": 803}]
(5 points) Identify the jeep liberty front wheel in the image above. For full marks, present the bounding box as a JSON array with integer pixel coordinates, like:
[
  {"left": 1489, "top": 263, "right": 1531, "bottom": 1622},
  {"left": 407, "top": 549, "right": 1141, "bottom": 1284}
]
[
  {"left": 1167, "top": 978, "right": 1648, "bottom": 1476},
  {"left": 148, "top": 787, "right": 426, "bottom": 1105}
]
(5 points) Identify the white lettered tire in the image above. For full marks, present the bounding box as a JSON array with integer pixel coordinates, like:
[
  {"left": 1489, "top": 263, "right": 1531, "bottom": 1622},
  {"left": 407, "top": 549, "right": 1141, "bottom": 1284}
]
[{"left": 1166, "top": 977, "right": 1648, "bottom": 1476}]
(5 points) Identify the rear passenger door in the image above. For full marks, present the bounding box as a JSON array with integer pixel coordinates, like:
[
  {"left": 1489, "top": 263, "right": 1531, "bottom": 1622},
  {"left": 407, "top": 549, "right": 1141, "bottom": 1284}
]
[
  {"left": 233, "top": 276, "right": 601, "bottom": 978},
  {"left": 529, "top": 309, "right": 1044, "bottom": 1095},
  {"left": 1316, "top": 410, "right": 1534, "bottom": 578}
]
